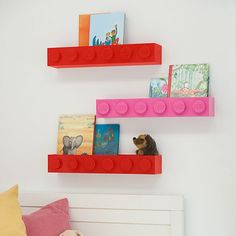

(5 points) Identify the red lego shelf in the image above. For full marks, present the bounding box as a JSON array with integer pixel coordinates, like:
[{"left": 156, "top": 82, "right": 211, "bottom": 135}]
[
  {"left": 48, "top": 154, "right": 162, "bottom": 175},
  {"left": 47, "top": 43, "right": 162, "bottom": 68}
]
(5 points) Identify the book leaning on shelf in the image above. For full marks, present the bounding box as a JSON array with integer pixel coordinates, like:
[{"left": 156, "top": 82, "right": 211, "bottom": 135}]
[{"left": 168, "top": 63, "right": 209, "bottom": 97}]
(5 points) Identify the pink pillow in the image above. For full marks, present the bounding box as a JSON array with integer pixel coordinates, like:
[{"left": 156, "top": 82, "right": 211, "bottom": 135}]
[{"left": 22, "top": 198, "right": 71, "bottom": 236}]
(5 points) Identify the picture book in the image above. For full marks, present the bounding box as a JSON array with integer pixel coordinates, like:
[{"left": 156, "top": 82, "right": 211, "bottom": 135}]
[
  {"left": 94, "top": 124, "right": 120, "bottom": 155},
  {"left": 57, "top": 115, "right": 96, "bottom": 155},
  {"left": 79, "top": 12, "right": 125, "bottom": 46},
  {"left": 79, "top": 14, "right": 90, "bottom": 46},
  {"left": 168, "top": 64, "right": 209, "bottom": 97},
  {"left": 149, "top": 78, "right": 168, "bottom": 98}
]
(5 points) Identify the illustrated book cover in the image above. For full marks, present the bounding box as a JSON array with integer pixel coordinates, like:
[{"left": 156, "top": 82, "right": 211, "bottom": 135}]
[
  {"left": 79, "top": 12, "right": 125, "bottom": 46},
  {"left": 57, "top": 114, "right": 96, "bottom": 155},
  {"left": 149, "top": 78, "right": 168, "bottom": 98},
  {"left": 168, "top": 63, "right": 209, "bottom": 97},
  {"left": 93, "top": 124, "right": 120, "bottom": 155}
]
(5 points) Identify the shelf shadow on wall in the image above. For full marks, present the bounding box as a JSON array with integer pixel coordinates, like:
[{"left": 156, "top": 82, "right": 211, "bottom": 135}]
[
  {"left": 100, "top": 117, "right": 216, "bottom": 135},
  {"left": 56, "top": 172, "right": 163, "bottom": 194}
]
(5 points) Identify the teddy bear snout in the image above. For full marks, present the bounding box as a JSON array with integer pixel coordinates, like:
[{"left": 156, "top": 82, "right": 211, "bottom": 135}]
[{"left": 133, "top": 137, "right": 136, "bottom": 140}]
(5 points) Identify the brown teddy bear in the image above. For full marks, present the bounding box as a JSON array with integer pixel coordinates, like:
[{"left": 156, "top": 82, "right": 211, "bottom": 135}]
[
  {"left": 133, "top": 134, "right": 159, "bottom": 155},
  {"left": 59, "top": 230, "right": 84, "bottom": 236}
]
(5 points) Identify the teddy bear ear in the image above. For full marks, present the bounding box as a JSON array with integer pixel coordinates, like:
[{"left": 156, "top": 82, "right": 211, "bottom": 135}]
[{"left": 145, "top": 134, "right": 151, "bottom": 141}]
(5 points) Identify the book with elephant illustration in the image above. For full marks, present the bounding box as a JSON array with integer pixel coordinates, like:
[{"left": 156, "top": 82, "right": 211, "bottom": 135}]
[
  {"left": 79, "top": 12, "right": 125, "bottom": 46},
  {"left": 57, "top": 115, "right": 96, "bottom": 155},
  {"left": 168, "top": 63, "right": 209, "bottom": 97},
  {"left": 94, "top": 124, "right": 120, "bottom": 155}
]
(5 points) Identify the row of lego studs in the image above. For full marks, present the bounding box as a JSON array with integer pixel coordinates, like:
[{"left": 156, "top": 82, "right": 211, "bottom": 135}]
[
  {"left": 96, "top": 97, "right": 215, "bottom": 118},
  {"left": 48, "top": 155, "right": 162, "bottom": 174},
  {"left": 47, "top": 43, "right": 162, "bottom": 67}
]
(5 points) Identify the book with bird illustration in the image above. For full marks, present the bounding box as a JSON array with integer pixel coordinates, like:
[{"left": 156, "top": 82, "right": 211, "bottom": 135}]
[{"left": 94, "top": 124, "right": 120, "bottom": 155}]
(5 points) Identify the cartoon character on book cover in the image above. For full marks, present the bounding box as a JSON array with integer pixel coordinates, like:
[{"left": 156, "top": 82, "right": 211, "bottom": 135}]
[
  {"left": 94, "top": 124, "right": 120, "bottom": 155},
  {"left": 169, "top": 64, "right": 209, "bottom": 97},
  {"left": 57, "top": 115, "right": 96, "bottom": 155},
  {"left": 149, "top": 78, "right": 168, "bottom": 98},
  {"left": 89, "top": 12, "right": 125, "bottom": 46}
]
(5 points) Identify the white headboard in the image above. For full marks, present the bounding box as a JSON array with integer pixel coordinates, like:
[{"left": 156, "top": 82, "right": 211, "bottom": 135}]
[{"left": 20, "top": 192, "right": 184, "bottom": 236}]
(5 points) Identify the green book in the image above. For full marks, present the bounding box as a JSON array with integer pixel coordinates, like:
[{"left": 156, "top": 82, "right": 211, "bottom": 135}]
[
  {"left": 149, "top": 78, "right": 168, "bottom": 98},
  {"left": 168, "top": 64, "right": 209, "bottom": 97}
]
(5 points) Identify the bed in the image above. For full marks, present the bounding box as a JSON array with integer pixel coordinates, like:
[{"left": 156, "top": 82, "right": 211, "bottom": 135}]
[{"left": 20, "top": 192, "right": 184, "bottom": 236}]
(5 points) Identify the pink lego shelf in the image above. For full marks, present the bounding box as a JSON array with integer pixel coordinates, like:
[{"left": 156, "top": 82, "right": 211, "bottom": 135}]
[
  {"left": 48, "top": 154, "right": 162, "bottom": 175},
  {"left": 96, "top": 97, "right": 215, "bottom": 118},
  {"left": 47, "top": 43, "right": 162, "bottom": 68}
]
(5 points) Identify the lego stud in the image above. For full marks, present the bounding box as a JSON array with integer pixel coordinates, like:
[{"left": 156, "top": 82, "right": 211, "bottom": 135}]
[
  {"left": 115, "top": 102, "right": 129, "bottom": 115},
  {"left": 139, "top": 158, "right": 152, "bottom": 172},
  {"left": 172, "top": 100, "right": 186, "bottom": 114},
  {"left": 192, "top": 100, "right": 206, "bottom": 114},
  {"left": 50, "top": 50, "right": 61, "bottom": 63},
  {"left": 67, "top": 158, "right": 78, "bottom": 170},
  {"left": 120, "top": 158, "right": 133, "bottom": 172},
  {"left": 153, "top": 101, "right": 167, "bottom": 114},
  {"left": 84, "top": 49, "right": 96, "bottom": 61},
  {"left": 102, "top": 158, "right": 114, "bottom": 171},
  {"left": 119, "top": 46, "right": 132, "bottom": 60},
  {"left": 134, "top": 101, "right": 147, "bottom": 114},
  {"left": 84, "top": 158, "right": 96, "bottom": 171},
  {"left": 102, "top": 47, "right": 113, "bottom": 61},
  {"left": 97, "top": 102, "right": 110, "bottom": 115},
  {"left": 51, "top": 158, "right": 62, "bottom": 170},
  {"left": 64, "top": 49, "right": 78, "bottom": 62},
  {"left": 138, "top": 45, "right": 151, "bottom": 59}
]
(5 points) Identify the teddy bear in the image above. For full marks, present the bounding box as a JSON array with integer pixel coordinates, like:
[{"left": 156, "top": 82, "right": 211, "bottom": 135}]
[
  {"left": 133, "top": 134, "right": 159, "bottom": 155},
  {"left": 59, "top": 230, "right": 84, "bottom": 236}
]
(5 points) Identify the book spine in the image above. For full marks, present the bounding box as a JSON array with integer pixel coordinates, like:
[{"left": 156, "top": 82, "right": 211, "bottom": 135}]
[
  {"left": 79, "top": 14, "right": 90, "bottom": 46},
  {"left": 92, "top": 116, "right": 96, "bottom": 154},
  {"left": 168, "top": 65, "right": 173, "bottom": 97}
]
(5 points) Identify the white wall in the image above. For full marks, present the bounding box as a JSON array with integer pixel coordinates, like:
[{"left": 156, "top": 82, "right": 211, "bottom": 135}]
[{"left": 0, "top": 0, "right": 236, "bottom": 235}]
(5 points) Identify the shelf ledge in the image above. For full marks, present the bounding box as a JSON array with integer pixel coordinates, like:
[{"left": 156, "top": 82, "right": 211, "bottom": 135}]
[
  {"left": 48, "top": 154, "right": 162, "bottom": 175},
  {"left": 96, "top": 97, "right": 215, "bottom": 118},
  {"left": 47, "top": 43, "right": 162, "bottom": 68}
]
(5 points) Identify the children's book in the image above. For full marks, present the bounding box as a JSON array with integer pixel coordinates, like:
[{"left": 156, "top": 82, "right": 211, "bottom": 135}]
[
  {"left": 79, "top": 12, "right": 125, "bottom": 46},
  {"left": 168, "top": 64, "right": 209, "bottom": 97},
  {"left": 94, "top": 124, "right": 120, "bottom": 155},
  {"left": 57, "top": 115, "right": 96, "bottom": 155},
  {"left": 149, "top": 78, "right": 168, "bottom": 98}
]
